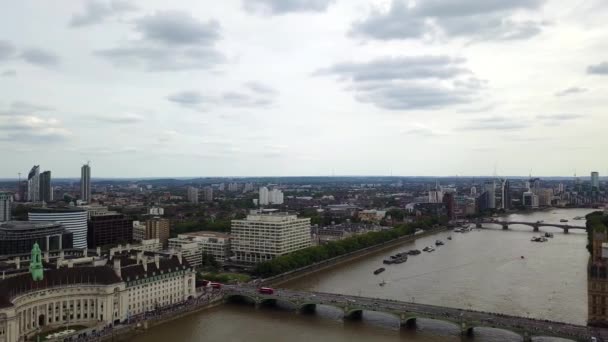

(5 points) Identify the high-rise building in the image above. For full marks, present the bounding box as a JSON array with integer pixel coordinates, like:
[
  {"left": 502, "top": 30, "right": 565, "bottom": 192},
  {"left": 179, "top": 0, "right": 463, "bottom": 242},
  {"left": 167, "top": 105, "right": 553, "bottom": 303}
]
[
  {"left": 501, "top": 179, "right": 512, "bottom": 210},
  {"left": 16, "top": 180, "right": 27, "bottom": 202},
  {"left": 228, "top": 183, "right": 239, "bottom": 192},
  {"left": 442, "top": 192, "right": 455, "bottom": 220},
  {"left": 0, "top": 192, "right": 12, "bottom": 222},
  {"left": 145, "top": 218, "right": 171, "bottom": 247},
  {"left": 202, "top": 186, "right": 213, "bottom": 202},
  {"left": 470, "top": 186, "right": 477, "bottom": 196},
  {"left": 592, "top": 172, "right": 600, "bottom": 189},
  {"left": 29, "top": 207, "right": 88, "bottom": 248},
  {"left": 187, "top": 186, "right": 199, "bottom": 204},
  {"left": 522, "top": 192, "right": 539, "bottom": 209},
  {"left": 259, "top": 186, "right": 269, "bottom": 205},
  {"left": 231, "top": 211, "right": 311, "bottom": 263},
  {"left": 87, "top": 213, "right": 134, "bottom": 248},
  {"left": 27, "top": 165, "right": 40, "bottom": 202},
  {"left": 243, "top": 183, "right": 254, "bottom": 192},
  {"left": 269, "top": 188, "right": 284, "bottom": 204},
  {"left": 218, "top": 183, "right": 225, "bottom": 191},
  {"left": 484, "top": 181, "right": 496, "bottom": 209},
  {"left": 39, "top": 170, "right": 52, "bottom": 202},
  {"left": 80, "top": 163, "right": 91, "bottom": 202}
]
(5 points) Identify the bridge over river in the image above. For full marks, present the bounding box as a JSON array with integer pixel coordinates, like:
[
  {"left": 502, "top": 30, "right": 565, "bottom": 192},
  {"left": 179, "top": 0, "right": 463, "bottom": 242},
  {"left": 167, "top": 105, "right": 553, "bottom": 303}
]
[
  {"left": 475, "top": 219, "right": 586, "bottom": 233},
  {"left": 225, "top": 286, "right": 600, "bottom": 341}
]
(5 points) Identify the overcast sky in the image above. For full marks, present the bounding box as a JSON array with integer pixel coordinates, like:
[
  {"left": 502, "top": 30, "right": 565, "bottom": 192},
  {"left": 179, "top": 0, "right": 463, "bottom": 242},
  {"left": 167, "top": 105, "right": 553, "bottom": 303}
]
[{"left": 1, "top": 0, "right": 607, "bottom": 178}]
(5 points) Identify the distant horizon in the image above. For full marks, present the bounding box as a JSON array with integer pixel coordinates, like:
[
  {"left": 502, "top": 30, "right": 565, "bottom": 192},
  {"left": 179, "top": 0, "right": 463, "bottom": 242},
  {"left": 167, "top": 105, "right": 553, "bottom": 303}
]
[{"left": 0, "top": 174, "right": 605, "bottom": 182}]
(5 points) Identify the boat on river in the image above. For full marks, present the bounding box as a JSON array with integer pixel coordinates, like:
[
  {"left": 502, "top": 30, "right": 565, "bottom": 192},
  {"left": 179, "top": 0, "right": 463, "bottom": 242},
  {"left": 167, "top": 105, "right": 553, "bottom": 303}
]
[
  {"left": 407, "top": 249, "right": 421, "bottom": 255},
  {"left": 560, "top": 219, "right": 569, "bottom": 223},
  {"left": 374, "top": 268, "right": 386, "bottom": 275},
  {"left": 544, "top": 232, "right": 554, "bottom": 238},
  {"left": 435, "top": 240, "right": 444, "bottom": 246}
]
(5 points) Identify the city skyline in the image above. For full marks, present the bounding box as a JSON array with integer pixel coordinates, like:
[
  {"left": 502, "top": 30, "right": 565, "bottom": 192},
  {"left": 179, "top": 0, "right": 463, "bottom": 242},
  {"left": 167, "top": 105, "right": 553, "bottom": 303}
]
[{"left": 1, "top": 0, "right": 608, "bottom": 177}]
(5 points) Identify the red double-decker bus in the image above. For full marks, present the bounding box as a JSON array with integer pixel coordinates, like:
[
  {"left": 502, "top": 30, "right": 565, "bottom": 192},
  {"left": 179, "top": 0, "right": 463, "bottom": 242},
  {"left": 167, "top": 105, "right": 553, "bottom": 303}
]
[{"left": 258, "top": 287, "right": 274, "bottom": 294}]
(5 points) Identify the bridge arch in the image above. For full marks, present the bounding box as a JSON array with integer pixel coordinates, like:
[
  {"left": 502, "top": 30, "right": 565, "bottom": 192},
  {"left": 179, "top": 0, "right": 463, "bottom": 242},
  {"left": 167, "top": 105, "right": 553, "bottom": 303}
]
[
  {"left": 258, "top": 298, "right": 298, "bottom": 310},
  {"left": 224, "top": 293, "right": 258, "bottom": 306}
]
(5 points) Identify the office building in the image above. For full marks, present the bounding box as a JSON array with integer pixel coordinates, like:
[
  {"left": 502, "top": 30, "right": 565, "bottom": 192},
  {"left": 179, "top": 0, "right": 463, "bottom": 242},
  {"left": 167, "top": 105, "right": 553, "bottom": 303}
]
[
  {"left": 149, "top": 207, "right": 164, "bottom": 216},
  {"left": 39, "top": 170, "right": 52, "bottom": 202},
  {"left": 501, "top": 179, "right": 512, "bottom": 210},
  {"left": 170, "top": 231, "right": 231, "bottom": 263},
  {"left": 29, "top": 207, "right": 88, "bottom": 249},
  {"left": 80, "top": 163, "right": 91, "bottom": 203},
  {"left": 187, "top": 186, "right": 199, "bottom": 204},
  {"left": 0, "top": 244, "right": 195, "bottom": 342},
  {"left": 228, "top": 183, "right": 239, "bottom": 192},
  {"left": 269, "top": 188, "right": 284, "bottom": 204},
  {"left": 243, "top": 183, "right": 254, "bottom": 192},
  {"left": 592, "top": 172, "right": 600, "bottom": 189},
  {"left": 484, "top": 181, "right": 496, "bottom": 209},
  {"left": 0, "top": 221, "right": 73, "bottom": 255},
  {"left": 16, "top": 181, "right": 27, "bottom": 202},
  {"left": 202, "top": 187, "right": 213, "bottom": 202},
  {"left": 259, "top": 186, "right": 269, "bottom": 206},
  {"left": 231, "top": 211, "right": 311, "bottom": 263},
  {"left": 0, "top": 192, "right": 12, "bottom": 222},
  {"left": 144, "top": 218, "right": 170, "bottom": 247},
  {"left": 218, "top": 183, "right": 225, "bottom": 191},
  {"left": 87, "top": 213, "right": 133, "bottom": 248},
  {"left": 442, "top": 192, "right": 455, "bottom": 219},
  {"left": 167, "top": 240, "right": 202, "bottom": 267},
  {"left": 27, "top": 165, "right": 40, "bottom": 202},
  {"left": 522, "top": 192, "right": 539, "bottom": 209}
]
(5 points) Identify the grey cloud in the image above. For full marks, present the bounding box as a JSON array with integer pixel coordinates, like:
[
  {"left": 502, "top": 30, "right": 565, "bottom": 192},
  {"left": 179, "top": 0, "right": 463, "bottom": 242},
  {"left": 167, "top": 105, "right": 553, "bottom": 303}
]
[
  {"left": 413, "top": 0, "right": 543, "bottom": 17},
  {"left": 135, "top": 11, "right": 220, "bottom": 46},
  {"left": 0, "top": 101, "right": 53, "bottom": 116},
  {"left": 463, "top": 116, "right": 529, "bottom": 131},
  {"left": 167, "top": 91, "right": 207, "bottom": 107},
  {"left": 92, "top": 113, "right": 145, "bottom": 124},
  {"left": 0, "top": 41, "right": 16, "bottom": 60},
  {"left": 0, "top": 116, "right": 71, "bottom": 143},
  {"left": 243, "top": 0, "right": 335, "bottom": 15},
  {"left": 555, "top": 87, "right": 587, "bottom": 97},
  {"left": 355, "top": 83, "right": 474, "bottom": 110},
  {"left": 536, "top": 114, "right": 585, "bottom": 124},
  {"left": 70, "top": 0, "right": 136, "bottom": 27},
  {"left": 587, "top": 62, "right": 608, "bottom": 75},
  {"left": 21, "top": 48, "right": 60, "bottom": 66},
  {"left": 95, "top": 46, "right": 225, "bottom": 71},
  {"left": 245, "top": 81, "right": 277, "bottom": 95},
  {"left": 95, "top": 11, "right": 225, "bottom": 71},
  {"left": 1, "top": 70, "right": 16, "bottom": 77},
  {"left": 168, "top": 87, "right": 275, "bottom": 109},
  {"left": 318, "top": 56, "right": 469, "bottom": 81},
  {"left": 319, "top": 56, "right": 482, "bottom": 110},
  {"left": 222, "top": 91, "right": 272, "bottom": 107},
  {"left": 351, "top": 0, "right": 545, "bottom": 41}
]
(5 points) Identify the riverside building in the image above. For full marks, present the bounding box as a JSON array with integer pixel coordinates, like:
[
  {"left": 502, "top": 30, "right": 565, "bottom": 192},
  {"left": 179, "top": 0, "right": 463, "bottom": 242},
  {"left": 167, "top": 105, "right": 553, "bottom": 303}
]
[
  {"left": 231, "top": 211, "right": 311, "bottom": 264},
  {"left": 0, "top": 243, "right": 195, "bottom": 342}
]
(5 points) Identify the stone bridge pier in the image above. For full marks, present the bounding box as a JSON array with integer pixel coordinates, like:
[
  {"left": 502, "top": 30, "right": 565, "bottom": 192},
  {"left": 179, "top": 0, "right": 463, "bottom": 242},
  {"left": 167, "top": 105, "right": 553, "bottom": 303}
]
[
  {"left": 564, "top": 228, "right": 569, "bottom": 234},
  {"left": 502, "top": 224, "right": 509, "bottom": 230},
  {"left": 476, "top": 223, "right": 482, "bottom": 229},
  {"left": 533, "top": 224, "right": 539, "bottom": 232}
]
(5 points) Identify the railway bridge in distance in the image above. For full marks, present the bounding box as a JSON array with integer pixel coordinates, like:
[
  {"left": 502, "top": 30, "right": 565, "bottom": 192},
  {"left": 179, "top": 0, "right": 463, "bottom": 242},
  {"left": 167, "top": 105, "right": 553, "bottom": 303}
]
[
  {"left": 475, "top": 219, "right": 586, "bottom": 234},
  {"left": 224, "top": 287, "right": 596, "bottom": 342}
]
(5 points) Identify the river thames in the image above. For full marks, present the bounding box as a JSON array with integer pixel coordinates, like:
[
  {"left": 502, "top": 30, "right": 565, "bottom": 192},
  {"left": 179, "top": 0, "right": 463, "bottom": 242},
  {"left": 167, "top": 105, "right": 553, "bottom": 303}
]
[{"left": 133, "top": 208, "right": 593, "bottom": 342}]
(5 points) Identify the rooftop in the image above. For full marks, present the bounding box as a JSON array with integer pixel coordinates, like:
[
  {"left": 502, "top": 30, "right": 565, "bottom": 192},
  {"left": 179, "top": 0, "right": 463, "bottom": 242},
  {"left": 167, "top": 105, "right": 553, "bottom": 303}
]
[
  {"left": 0, "top": 221, "right": 62, "bottom": 231},
  {"left": 178, "top": 231, "right": 230, "bottom": 239}
]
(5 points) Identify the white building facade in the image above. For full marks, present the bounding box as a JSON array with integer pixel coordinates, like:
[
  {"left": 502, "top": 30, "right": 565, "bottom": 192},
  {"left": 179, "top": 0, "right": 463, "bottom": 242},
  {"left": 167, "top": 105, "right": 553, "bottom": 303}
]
[
  {"left": 28, "top": 208, "right": 88, "bottom": 249},
  {"left": 231, "top": 211, "right": 311, "bottom": 264}
]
